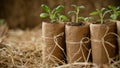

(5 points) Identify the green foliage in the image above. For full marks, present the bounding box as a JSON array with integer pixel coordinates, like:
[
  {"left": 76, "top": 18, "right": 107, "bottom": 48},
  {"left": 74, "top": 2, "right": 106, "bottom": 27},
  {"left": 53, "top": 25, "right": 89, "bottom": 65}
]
[
  {"left": 108, "top": 5, "right": 120, "bottom": 20},
  {"left": 78, "top": 17, "right": 93, "bottom": 22},
  {"left": 90, "top": 8, "right": 111, "bottom": 24},
  {"left": 40, "top": 4, "right": 69, "bottom": 23},
  {"left": 41, "top": 4, "right": 51, "bottom": 13},
  {"left": 40, "top": 13, "right": 49, "bottom": 18},
  {"left": 68, "top": 4, "right": 85, "bottom": 23},
  {"left": 57, "top": 13, "right": 69, "bottom": 23},
  {"left": 0, "top": 19, "right": 5, "bottom": 24}
]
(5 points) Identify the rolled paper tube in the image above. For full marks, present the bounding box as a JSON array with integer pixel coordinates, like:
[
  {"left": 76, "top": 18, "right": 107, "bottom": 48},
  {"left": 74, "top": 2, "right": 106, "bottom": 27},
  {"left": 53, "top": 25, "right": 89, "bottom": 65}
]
[
  {"left": 42, "top": 22, "right": 66, "bottom": 64},
  {"left": 90, "top": 22, "right": 117, "bottom": 65},
  {"left": 65, "top": 24, "right": 91, "bottom": 63}
]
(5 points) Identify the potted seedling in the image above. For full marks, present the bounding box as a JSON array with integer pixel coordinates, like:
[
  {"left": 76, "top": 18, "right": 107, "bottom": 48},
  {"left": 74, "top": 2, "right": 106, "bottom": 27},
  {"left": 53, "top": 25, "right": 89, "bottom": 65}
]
[
  {"left": 108, "top": 5, "right": 120, "bottom": 22},
  {"left": 65, "top": 5, "right": 91, "bottom": 63},
  {"left": 90, "top": 8, "right": 117, "bottom": 65},
  {"left": 108, "top": 5, "right": 120, "bottom": 57},
  {"left": 40, "top": 4, "right": 68, "bottom": 64}
]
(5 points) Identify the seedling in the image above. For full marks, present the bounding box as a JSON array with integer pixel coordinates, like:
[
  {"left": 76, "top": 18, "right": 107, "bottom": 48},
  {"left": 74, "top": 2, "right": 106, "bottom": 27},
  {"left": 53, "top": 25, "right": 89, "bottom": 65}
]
[
  {"left": 0, "top": 19, "right": 5, "bottom": 24},
  {"left": 40, "top": 4, "right": 68, "bottom": 23},
  {"left": 90, "top": 8, "right": 111, "bottom": 24},
  {"left": 108, "top": 5, "right": 120, "bottom": 21},
  {"left": 68, "top": 5, "right": 85, "bottom": 23}
]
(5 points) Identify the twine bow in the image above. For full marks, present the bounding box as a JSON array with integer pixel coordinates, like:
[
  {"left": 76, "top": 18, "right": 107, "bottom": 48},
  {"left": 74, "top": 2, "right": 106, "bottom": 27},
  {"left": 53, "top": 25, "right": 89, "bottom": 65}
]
[
  {"left": 91, "top": 25, "right": 120, "bottom": 64},
  {"left": 66, "top": 37, "right": 91, "bottom": 62},
  {"left": 42, "top": 32, "right": 66, "bottom": 63}
]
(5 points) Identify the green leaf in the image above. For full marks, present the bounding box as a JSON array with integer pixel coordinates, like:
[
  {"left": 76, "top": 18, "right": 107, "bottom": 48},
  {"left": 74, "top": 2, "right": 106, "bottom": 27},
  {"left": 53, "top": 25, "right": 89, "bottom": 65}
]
[
  {"left": 59, "top": 15, "right": 68, "bottom": 21},
  {"left": 118, "top": 11, "right": 120, "bottom": 14},
  {"left": 71, "top": 4, "right": 77, "bottom": 8},
  {"left": 71, "top": 5, "right": 85, "bottom": 9},
  {"left": 103, "top": 10, "right": 112, "bottom": 16},
  {"left": 108, "top": 5, "right": 113, "bottom": 9},
  {"left": 59, "top": 15, "right": 67, "bottom": 19},
  {"left": 50, "top": 13, "right": 56, "bottom": 23},
  {"left": 108, "top": 5, "right": 112, "bottom": 8},
  {"left": 84, "top": 17, "right": 93, "bottom": 21},
  {"left": 78, "top": 6, "right": 85, "bottom": 9},
  {"left": 90, "top": 11, "right": 99, "bottom": 15},
  {"left": 41, "top": 4, "right": 51, "bottom": 13},
  {"left": 40, "top": 13, "right": 49, "bottom": 18},
  {"left": 78, "top": 17, "right": 84, "bottom": 20},
  {"left": 55, "top": 5, "right": 64, "bottom": 13},
  {"left": 116, "top": 7, "right": 120, "bottom": 10},
  {"left": 110, "top": 14, "right": 117, "bottom": 20},
  {"left": 108, "top": 5, "right": 116, "bottom": 10},
  {"left": 108, "top": 5, "right": 120, "bottom": 20},
  {"left": 68, "top": 11, "right": 76, "bottom": 15},
  {"left": 50, "top": 14, "right": 56, "bottom": 20},
  {"left": 101, "top": 8, "right": 106, "bottom": 11}
]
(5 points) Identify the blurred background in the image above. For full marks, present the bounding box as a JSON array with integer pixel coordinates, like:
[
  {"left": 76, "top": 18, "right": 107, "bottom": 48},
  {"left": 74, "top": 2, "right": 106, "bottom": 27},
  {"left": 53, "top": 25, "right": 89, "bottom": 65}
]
[{"left": 0, "top": 0, "right": 120, "bottom": 29}]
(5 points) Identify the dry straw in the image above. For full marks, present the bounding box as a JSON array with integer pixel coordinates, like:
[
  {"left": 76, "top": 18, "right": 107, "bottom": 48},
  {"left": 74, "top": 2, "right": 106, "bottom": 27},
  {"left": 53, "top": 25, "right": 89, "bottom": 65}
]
[{"left": 0, "top": 26, "right": 120, "bottom": 68}]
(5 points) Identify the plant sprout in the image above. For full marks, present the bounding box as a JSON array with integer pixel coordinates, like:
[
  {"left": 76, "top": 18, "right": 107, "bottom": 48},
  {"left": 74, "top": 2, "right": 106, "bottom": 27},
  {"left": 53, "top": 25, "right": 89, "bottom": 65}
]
[
  {"left": 90, "top": 8, "right": 111, "bottom": 24},
  {"left": 68, "top": 5, "right": 85, "bottom": 23},
  {"left": 0, "top": 19, "right": 5, "bottom": 24},
  {"left": 108, "top": 5, "right": 120, "bottom": 21},
  {"left": 40, "top": 4, "right": 68, "bottom": 23}
]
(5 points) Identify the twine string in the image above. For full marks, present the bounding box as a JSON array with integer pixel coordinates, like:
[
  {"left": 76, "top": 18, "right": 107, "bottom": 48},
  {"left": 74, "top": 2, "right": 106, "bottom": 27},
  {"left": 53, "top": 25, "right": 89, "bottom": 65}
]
[
  {"left": 66, "top": 37, "right": 90, "bottom": 62},
  {"left": 92, "top": 25, "right": 120, "bottom": 64},
  {"left": 66, "top": 24, "right": 120, "bottom": 65},
  {"left": 42, "top": 32, "right": 66, "bottom": 63},
  {"left": 42, "top": 24, "right": 120, "bottom": 65}
]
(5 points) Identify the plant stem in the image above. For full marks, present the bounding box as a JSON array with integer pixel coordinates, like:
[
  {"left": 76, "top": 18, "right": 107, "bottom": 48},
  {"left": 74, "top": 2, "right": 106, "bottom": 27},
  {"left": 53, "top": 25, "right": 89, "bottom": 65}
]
[
  {"left": 76, "top": 8, "right": 79, "bottom": 23},
  {"left": 100, "top": 13, "right": 104, "bottom": 24}
]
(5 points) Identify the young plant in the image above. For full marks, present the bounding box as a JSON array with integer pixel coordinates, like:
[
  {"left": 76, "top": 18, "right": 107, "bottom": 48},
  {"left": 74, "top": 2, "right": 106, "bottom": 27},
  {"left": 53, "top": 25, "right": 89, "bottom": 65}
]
[
  {"left": 0, "top": 19, "right": 5, "bottom": 24},
  {"left": 90, "top": 8, "right": 111, "bottom": 24},
  {"left": 40, "top": 4, "right": 68, "bottom": 23},
  {"left": 108, "top": 5, "right": 120, "bottom": 21},
  {"left": 68, "top": 5, "right": 85, "bottom": 23}
]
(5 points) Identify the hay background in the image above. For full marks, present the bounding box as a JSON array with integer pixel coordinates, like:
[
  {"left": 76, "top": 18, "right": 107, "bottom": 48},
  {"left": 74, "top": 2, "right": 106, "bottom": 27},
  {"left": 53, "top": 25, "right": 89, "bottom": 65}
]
[{"left": 0, "top": 28, "right": 44, "bottom": 68}]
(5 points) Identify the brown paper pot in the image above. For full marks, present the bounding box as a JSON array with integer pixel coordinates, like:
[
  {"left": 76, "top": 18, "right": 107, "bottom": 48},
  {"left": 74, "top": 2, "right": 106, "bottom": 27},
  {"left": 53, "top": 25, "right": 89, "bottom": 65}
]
[
  {"left": 117, "top": 21, "right": 120, "bottom": 56},
  {"left": 42, "top": 22, "right": 66, "bottom": 64},
  {"left": 90, "top": 22, "right": 117, "bottom": 65},
  {"left": 66, "top": 24, "right": 90, "bottom": 63}
]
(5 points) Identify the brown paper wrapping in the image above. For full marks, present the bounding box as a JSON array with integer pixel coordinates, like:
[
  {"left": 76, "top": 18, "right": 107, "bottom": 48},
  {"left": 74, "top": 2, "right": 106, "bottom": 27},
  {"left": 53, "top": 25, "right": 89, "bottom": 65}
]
[
  {"left": 42, "top": 22, "right": 66, "bottom": 64},
  {"left": 90, "top": 22, "right": 117, "bottom": 65},
  {"left": 117, "top": 21, "right": 120, "bottom": 57},
  {"left": 65, "top": 24, "right": 90, "bottom": 63}
]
